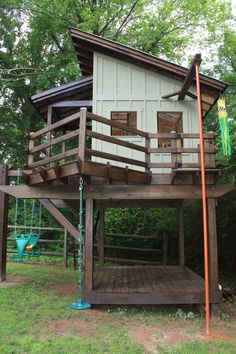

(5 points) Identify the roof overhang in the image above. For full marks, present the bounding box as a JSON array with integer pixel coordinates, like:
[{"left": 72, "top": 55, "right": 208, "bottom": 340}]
[
  {"left": 69, "top": 27, "right": 228, "bottom": 117},
  {"left": 30, "top": 76, "right": 93, "bottom": 122}
]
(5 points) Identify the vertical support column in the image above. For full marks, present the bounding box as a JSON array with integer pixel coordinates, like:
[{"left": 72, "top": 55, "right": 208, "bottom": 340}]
[
  {"left": 28, "top": 136, "right": 35, "bottom": 168},
  {"left": 178, "top": 205, "right": 185, "bottom": 267},
  {"left": 176, "top": 135, "right": 182, "bottom": 167},
  {"left": 84, "top": 198, "right": 94, "bottom": 292},
  {"left": 0, "top": 165, "right": 9, "bottom": 282},
  {"left": 46, "top": 106, "right": 52, "bottom": 157},
  {"left": 78, "top": 107, "right": 87, "bottom": 173},
  {"left": 98, "top": 208, "right": 105, "bottom": 269},
  {"left": 171, "top": 131, "right": 177, "bottom": 167},
  {"left": 207, "top": 197, "right": 219, "bottom": 317},
  {"left": 145, "top": 135, "right": 150, "bottom": 174},
  {"left": 63, "top": 229, "right": 68, "bottom": 268}
]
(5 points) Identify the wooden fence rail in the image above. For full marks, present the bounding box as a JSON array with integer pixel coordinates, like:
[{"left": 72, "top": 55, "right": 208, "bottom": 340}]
[{"left": 95, "top": 231, "right": 168, "bottom": 266}]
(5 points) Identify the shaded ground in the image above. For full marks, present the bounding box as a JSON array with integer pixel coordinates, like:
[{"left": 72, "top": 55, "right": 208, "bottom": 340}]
[{"left": 1, "top": 263, "right": 236, "bottom": 354}]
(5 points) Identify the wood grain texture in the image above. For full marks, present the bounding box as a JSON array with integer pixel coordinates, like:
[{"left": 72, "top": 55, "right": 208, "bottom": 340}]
[{"left": 84, "top": 265, "right": 222, "bottom": 304}]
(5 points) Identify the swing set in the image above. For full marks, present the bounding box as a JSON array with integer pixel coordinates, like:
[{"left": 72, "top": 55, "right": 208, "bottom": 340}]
[{"left": 11, "top": 173, "right": 41, "bottom": 262}]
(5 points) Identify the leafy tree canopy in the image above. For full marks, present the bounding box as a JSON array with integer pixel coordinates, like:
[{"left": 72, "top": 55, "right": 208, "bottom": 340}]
[{"left": 0, "top": 0, "right": 232, "bottom": 165}]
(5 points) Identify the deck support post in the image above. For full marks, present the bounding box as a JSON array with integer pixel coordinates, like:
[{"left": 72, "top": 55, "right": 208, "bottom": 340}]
[
  {"left": 0, "top": 165, "right": 9, "bottom": 282},
  {"left": 63, "top": 229, "right": 68, "bottom": 268},
  {"left": 84, "top": 198, "right": 94, "bottom": 292},
  {"left": 98, "top": 208, "right": 105, "bottom": 269},
  {"left": 207, "top": 197, "right": 219, "bottom": 317},
  {"left": 178, "top": 205, "right": 185, "bottom": 266}
]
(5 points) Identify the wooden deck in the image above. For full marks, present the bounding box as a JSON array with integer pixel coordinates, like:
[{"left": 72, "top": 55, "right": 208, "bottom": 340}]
[{"left": 84, "top": 266, "right": 222, "bottom": 305}]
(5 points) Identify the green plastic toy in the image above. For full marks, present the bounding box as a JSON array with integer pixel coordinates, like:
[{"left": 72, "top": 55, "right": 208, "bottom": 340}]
[{"left": 12, "top": 233, "right": 41, "bottom": 262}]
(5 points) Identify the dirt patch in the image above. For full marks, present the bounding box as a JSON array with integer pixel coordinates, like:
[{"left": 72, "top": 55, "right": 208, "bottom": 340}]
[
  {"left": 45, "top": 318, "right": 99, "bottom": 338},
  {"left": 128, "top": 322, "right": 205, "bottom": 353},
  {"left": 44, "top": 310, "right": 106, "bottom": 338},
  {"left": 128, "top": 318, "right": 236, "bottom": 353},
  {"left": 44, "top": 283, "right": 77, "bottom": 297},
  {"left": 0, "top": 276, "right": 25, "bottom": 288}
]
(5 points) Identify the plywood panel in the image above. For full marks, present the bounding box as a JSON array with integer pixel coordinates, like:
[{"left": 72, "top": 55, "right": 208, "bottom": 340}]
[
  {"left": 117, "top": 63, "right": 130, "bottom": 96},
  {"left": 93, "top": 52, "right": 200, "bottom": 172}
]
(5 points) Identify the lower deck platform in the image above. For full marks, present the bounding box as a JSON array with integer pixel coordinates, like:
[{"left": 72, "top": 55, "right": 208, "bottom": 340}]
[{"left": 84, "top": 266, "right": 222, "bottom": 305}]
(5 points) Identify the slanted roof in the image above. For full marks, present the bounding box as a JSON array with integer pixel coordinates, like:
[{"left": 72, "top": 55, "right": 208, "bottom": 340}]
[
  {"left": 31, "top": 76, "right": 92, "bottom": 121},
  {"left": 69, "top": 27, "right": 228, "bottom": 116}
]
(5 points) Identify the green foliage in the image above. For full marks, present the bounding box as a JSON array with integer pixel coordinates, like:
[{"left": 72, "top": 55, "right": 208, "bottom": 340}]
[
  {"left": 105, "top": 208, "right": 177, "bottom": 235},
  {"left": 157, "top": 339, "right": 236, "bottom": 354},
  {"left": 0, "top": 0, "right": 232, "bottom": 166}
]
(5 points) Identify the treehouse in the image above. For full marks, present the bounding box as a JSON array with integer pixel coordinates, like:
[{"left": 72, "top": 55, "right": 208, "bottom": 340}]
[{"left": 0, "top": 28, "right": 234, "bottom": 314}]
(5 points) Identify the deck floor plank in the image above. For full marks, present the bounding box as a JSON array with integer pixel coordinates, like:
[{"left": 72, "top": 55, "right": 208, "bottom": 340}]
[{"left": 93, "top": 266, "right": 206, "bottom": 293}]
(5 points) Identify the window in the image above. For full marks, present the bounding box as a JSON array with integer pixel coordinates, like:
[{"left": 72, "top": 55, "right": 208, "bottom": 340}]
[
  {"left": 111, "top": 112, "right": 137, "bottom": 136},
  {"left": 157, "top": 112, "right": 182, "bottom": 147}
]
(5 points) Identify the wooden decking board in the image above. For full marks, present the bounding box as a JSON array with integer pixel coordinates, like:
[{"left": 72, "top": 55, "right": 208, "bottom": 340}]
[
  {"left": 93, "top": 265, "right": 208, "bottom": 295},
  {"left": 85, "top": 265, "right": 222, "bottom": 304}
]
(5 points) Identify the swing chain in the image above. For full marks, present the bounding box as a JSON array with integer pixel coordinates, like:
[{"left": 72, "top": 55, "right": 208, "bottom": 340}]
[{"left": 77, "top": 177, "right": 84, "bottom": 297}]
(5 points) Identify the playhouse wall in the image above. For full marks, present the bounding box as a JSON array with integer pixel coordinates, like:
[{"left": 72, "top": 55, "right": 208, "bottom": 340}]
[{"left": 92, "top": 52, "right": 199, "bottom": 173}]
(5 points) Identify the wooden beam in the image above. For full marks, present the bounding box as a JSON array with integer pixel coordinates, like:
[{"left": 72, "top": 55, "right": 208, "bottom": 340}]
[
  {"left": 48, "top": 100, "right": 92, "bottom": 108},
  {"left": 78, "top": 107, "right": 87, "bottom": 171},
  {"left": 0, "top": 165, "right": 8, "bottom": 281},
  {"left": 0, "top": 184, "right": 234, "bottom": 200},
  {"left": 63, "top": 229, "right": 68, "bottom": 268},
  {"left": 207, "top": 198, "right": 219, "bottom": 315},
  {"left": 178, "top": 205, "right": 185, "bottom": 266},
  {"left": 39, "top": 199, "right": 79, "bottom": 240},
  {"left": 85, "top": 184, "right": 235, "bottom": 200},
  {"left": 178, "top": 54, "right": 202, "bottom": 100},
  {"left": 30, "top": 111, "right": 81, "bottom": 139},
  {"left": 84, "top": 198, "right": 94, "bottom": 292},
  {"left": 98, "top": 208, "right": 105, "bottom": 269},
  {"left": 96, "top": 199, "right": 182, "bottom": 208}
]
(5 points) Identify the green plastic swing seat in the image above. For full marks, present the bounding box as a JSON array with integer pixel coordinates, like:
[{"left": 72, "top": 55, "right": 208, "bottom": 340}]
[{"left": 12, "top": 233, "right": 41, "bottom": 262}]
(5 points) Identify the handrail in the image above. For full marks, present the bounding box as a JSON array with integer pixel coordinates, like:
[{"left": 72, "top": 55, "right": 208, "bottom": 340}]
[
  {"left": 148, "top": 132, "right": 214, "bottom": 139},
  {"left": 27, "top": 107, "right": 216, "bottom": 176},
  {"left": 87, "top": 111, "right": 148, "bottom": 138},
  {"left": 29, "top": 111, "right": 81, "bottom": 139},
  {"left": 29, "top": 129, "right": 80, "bottom": 154}
]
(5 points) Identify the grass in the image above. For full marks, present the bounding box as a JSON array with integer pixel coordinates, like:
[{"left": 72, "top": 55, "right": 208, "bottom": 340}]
[{"left": 0, "top": 261, "right": 236, "bottom": 354}]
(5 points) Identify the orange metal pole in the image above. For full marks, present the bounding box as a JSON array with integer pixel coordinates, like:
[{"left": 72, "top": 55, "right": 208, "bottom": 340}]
[{"left": 195, "top": 60, "right": 210, "bottom": 336}]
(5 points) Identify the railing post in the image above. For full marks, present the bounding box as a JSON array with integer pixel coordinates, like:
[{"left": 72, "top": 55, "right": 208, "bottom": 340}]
[
  {"left": 145, "top": 135, "right": 151, "bottom": 173},
  {"left": 78, "top": 107, "right": 87, "bottom": 173},
  {"left": 176, "top": 134, "right": 182, "bottom": 168},
  {"left": 171, "top": 131, "right": 177, "bottom": 168},
  {"left": 46, "top": 106, "right": 52, "bottom": 157},
  {"left": 207, "top": 132, "right": 215, "bottom": 168},
  {"left": 28, "top": 134, "right": 35, "bottom": 168}
]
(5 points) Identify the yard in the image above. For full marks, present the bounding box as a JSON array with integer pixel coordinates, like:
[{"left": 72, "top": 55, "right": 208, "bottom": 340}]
[{"left": 0, "top": 261, "right": 236, "bottom": 354}]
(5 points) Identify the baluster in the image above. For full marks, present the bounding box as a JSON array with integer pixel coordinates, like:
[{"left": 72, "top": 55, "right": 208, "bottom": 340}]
[
  {"left": 28, "top": 134, "right": 35, "bottom": 168},
  {"left": 171, "top": 131, "right": 177, "bottom": 169},
  {"left": 78, "top": 107, "right": 87, "bottom": 173}
]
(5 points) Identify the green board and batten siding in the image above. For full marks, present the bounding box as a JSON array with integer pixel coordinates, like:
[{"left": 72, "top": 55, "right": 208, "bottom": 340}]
[{"left": 92, "top": 52, "right": 199, "bottom": 173}]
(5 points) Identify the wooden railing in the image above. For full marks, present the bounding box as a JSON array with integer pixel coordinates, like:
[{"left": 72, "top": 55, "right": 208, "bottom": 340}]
[
  {"left": 148, "top": 132, "right": 215, "bottom": 169},
  {"left": 28, "top": 107, "right": 216, "bottom": 177},
  {"left": 27, "top": 108, "right": 150, "bottom": 173}
]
